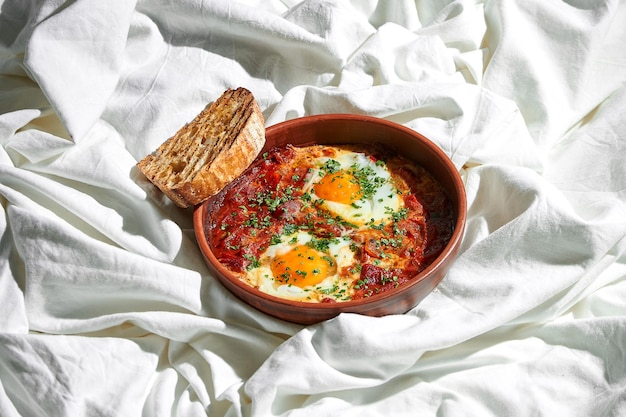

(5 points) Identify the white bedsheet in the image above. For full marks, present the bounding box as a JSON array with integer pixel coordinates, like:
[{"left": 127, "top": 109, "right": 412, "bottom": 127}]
[{"left": 1, "top": 0, "right": 626, "bottom": 416}]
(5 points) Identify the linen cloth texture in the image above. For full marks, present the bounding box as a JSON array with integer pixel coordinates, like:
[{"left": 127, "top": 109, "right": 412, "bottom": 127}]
[{"left": 1, "top": 0, "right": 626, "bottom": 416}]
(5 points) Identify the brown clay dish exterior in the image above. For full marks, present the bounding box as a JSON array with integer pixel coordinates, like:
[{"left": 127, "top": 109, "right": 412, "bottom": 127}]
[{"left": 194, "top": 114, "right": 467, "bottom": 325}]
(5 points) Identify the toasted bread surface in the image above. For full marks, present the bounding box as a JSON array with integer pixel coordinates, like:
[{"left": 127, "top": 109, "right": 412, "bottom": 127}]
[{"left": 137, "top": 87, "right": 265, "bottom": 208}]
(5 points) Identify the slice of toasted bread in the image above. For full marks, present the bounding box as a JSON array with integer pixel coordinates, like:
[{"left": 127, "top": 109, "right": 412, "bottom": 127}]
[{"left": 137, "top": 87, "right": 265, "bottom": 208}]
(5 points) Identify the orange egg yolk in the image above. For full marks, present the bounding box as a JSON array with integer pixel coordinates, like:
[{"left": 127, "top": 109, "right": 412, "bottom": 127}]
[
  {"left": 271, "top": 245, "right": 336, "bottom": 287},
  {"left": 313, "top": 170, "right": 362, "bottom": 204}
]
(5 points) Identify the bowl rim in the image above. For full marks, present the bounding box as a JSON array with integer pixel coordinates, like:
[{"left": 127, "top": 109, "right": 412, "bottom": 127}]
[{"left": 193, "top": 114, "right": 467, "bottom": 311}]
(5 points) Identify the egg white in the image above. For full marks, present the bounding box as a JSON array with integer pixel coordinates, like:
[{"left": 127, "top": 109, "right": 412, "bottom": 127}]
[
  {"left": 245, "top": 231, "right": 358, "bottom": 302},
  {"left": 302, "top": 150, "right": 403, "bottom": 226}
]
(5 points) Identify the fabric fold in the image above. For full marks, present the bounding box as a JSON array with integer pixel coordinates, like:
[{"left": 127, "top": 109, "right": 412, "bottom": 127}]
[{"left": 23, "top": 0, "right": 137, "bottom": 141}]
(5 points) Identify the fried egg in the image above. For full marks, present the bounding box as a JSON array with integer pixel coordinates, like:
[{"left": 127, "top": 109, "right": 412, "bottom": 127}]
[
  {"left": 302, "top": 149, "right": 403, "bottom": 226},
  {"left": 246, "top": 231, "right": 358, "bottom": 301}
]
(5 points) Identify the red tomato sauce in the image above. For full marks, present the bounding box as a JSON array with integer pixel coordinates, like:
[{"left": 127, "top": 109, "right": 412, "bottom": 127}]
[{"left": 205, "top": 144, "right": 454, "bottom": 302}]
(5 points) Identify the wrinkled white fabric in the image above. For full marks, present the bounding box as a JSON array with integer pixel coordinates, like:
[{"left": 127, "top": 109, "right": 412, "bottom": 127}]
[{"left": 1, "top": 0, "right": 626, "bottom": 416}]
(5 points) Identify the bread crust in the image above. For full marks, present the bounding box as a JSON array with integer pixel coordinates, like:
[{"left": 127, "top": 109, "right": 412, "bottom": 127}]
[{"left": 137, "top": 88, "right": 265, "bottom": 208}]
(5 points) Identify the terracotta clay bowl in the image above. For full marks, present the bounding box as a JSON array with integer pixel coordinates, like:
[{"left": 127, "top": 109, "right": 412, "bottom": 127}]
[{"left": 194, "top": 114, "right": 466, "bottom": 325}]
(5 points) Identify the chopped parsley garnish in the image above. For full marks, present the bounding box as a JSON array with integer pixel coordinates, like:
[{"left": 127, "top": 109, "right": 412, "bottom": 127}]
[
  {"left": 350, "top": 164, "right": 387, "bottom": 199},
  {"left": 321, "top": 255, "right": 335, "bottom": 266},
  {"left": 390, "top": 207, "right": 409, "bottom": 222},
  {"left": 244, "top": 213, "right": 259, "bottom": 228},
  {"left": 380, "top": 237, "right": 403, "bottom": 248},
  {"left": 269, "top": 234, "right": 282, "bottom": 246},
  {"left": 282, "top": 223, "right": 298, "bottom": 235},
  {"left": 251, "top": 187, "right": 295, "bottom": 212},
  {"left": 354, "top": 279, "right": 367, "bottom": 289},
  {"left": 306, "top": 236, "right": 340, "bottom": 252},
  {"left": 320, "top": 159, "right": 341, "bottom": 174},
  {"left": 301, "top": 192, "right": 312, "bottom": 203},
  {"left": 243, "top": 254, "right": 261, "bottom": 270},
  {"left": 317, "top": 285, "right": 339, "bottom": 295}
]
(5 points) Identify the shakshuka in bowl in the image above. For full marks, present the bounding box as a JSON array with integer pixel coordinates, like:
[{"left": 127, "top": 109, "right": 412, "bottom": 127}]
[{"left": 194, "top": 114, "right": 466, "bottom": 325}]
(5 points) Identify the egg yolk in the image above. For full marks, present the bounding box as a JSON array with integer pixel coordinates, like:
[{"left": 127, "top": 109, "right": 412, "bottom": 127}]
[
  {"left": 314, "top": 170, "right": 362, "bottom": 204},
  {"left": 271, "top": 245, "right": 336, "bottom": 287}
]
